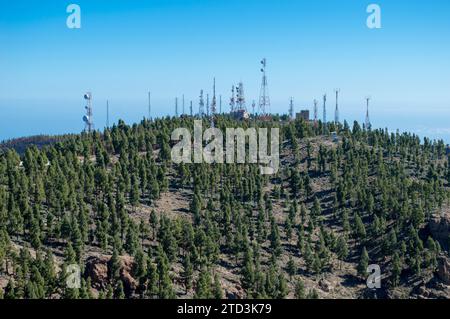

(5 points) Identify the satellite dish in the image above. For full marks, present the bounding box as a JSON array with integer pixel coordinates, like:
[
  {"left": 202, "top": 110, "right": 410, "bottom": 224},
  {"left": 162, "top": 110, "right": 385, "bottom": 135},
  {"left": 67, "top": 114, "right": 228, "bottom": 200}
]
[
  {"left": 84, "top": 93, "right": 91, "bottom": 100},
  {"left": 83, "top": 115, "right": 89, "bottom": 122}
]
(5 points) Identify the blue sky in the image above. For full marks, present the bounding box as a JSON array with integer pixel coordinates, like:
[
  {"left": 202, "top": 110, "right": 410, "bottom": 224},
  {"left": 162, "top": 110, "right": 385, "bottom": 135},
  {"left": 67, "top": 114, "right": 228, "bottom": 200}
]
[{"left": 0, "top": 0, "right": 450, "bottom": 140}]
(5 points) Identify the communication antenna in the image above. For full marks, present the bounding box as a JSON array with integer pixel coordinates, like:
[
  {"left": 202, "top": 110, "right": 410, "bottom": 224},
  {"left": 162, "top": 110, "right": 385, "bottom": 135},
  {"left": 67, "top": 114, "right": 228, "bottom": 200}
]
[
  {"left": 230, "top": 86, "right": 235, "bottom": 112},
  {"left": 236, "top": 82, "right": 246, "bottom": 111},
  {"left": 211, "top": 78, "right": 217, "bottom": 127},
  {"left": 199, "top": 90, "right": 205, "bottom": 116},
  {"left": 323, "top": 94, "right": 327, "bottom": 133},
  {"left": 148, "top": 91, "right": 151, "bottom": 120},
  {"left": 365, "top": 96, "right": 372, "bottom": 130},
  {"left": 206, "top": 94, "right": 210, "bottom": 116},
  {"left": 334, "top": 89, "right": 340, "bottom": 124},
  {"left": 252, "top": 100, "right": 256, "bottom": 115},
  {"left": 106, "top": 100, "right": 109, "bottom": 128},
  {"left": 182, "top": 94, "right": 185, "bottom": 115},
  {"left": 219, "top": 95, "right": 222, "bottom": 114},
  {"left": 83, "top": 92, "right": 94, "bottom": 133},
  {"left": 190, "top": 100, "right": 193, "bottom": 116},
  {"left": 258, "top": 58, "right": 270, "bottom": 115},
  {"left": 175, "top": 97, "right": 178, "bottom": 117},
  {"left": 289, "top": 97, "right": 294, "bottom": 120},
  {"left": 313, "top": 99, "right": 318, "bottom": 128}
]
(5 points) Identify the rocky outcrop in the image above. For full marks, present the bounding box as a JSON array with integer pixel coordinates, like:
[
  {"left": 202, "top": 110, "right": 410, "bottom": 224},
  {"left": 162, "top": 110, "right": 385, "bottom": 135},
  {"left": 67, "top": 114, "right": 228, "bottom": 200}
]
[
  {"left": 85, "top": 256, "right": 109, "bottom": 289},
  {"left": 436, "top": 255, "right": 450, "bottom": 285},
  {"left": 429, "top": 212, "right": 450, "bottom": 249},
  {"left": 84, "top": 255, "right": 137, "bottom": 295}
]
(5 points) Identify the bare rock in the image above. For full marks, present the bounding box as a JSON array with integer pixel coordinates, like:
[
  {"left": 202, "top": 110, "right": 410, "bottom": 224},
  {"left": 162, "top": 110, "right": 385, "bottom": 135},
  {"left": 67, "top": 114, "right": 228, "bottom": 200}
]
[
  {"left": 85, "top": 256, "right": 109, "bottom": 289},
  {"left": 429, "top": 212, "right": 450, "bottom": 249},
  {"left": 84, "top": 254, "right": 137, "bottom": 294},
  {"left": 436, "top": 255, "right": 450, "bottom": 285},
  {"left": 319, "top": 279, "right": 332, "bottom": 292}
]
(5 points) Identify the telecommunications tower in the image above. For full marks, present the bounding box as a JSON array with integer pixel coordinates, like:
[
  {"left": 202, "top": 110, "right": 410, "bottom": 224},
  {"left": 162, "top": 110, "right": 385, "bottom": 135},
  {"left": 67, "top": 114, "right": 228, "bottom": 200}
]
[
  {"left": 334, "top": 89, "right": 340, "bottom": 124},
  {"left": 258, "top": 58, "right": 270, "bottom": 115},
  {"left": 365, "top": 96, "right": 372, "bottom": 130},
  {"left": 199, "top": 90, "right": 205, "bottom": 116},
  {"left": 175, "top": 97, "right": 178, "bottom": 117},
  {"left": 230, "top": 86, "right": 236, "bottom": 112},
  {"left": 314, "top": 99, "right": 318, "bottom": 128},
  {"left": 289, "top": 97, "right": 294, "bottom": 120},
  {"left": 236, "top": 82, "right": 246, "bottom": 111},
  {"left": 148, "top": 91, "right": 151, "bottom": 120},
  {"left": 106, "top": 100, "right": 109, "bottom": 128},
  {"left": 323, "top": 94, "right": 327, "bottom": 133},
  {"left": 211, "top": 78, "right": 217, "bottom": 127},
  {"left": 83, "top": 92, "right": 94, "bottom": 133}
]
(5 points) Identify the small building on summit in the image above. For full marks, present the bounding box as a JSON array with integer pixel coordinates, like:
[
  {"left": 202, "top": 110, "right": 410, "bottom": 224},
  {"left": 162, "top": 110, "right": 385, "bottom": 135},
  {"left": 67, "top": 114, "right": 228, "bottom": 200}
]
[
  {"left": 296, "top": 110, "right": 310, "bottom": 121},
  {"left": 231, "top": 109, "right": 250, "bottom": 120}
]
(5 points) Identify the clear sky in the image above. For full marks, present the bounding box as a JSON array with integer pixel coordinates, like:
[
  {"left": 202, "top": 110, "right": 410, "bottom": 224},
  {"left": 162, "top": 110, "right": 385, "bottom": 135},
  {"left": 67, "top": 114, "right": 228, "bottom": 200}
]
[{"left": 1, "top": 0, "right": 449, "bottom": 141}]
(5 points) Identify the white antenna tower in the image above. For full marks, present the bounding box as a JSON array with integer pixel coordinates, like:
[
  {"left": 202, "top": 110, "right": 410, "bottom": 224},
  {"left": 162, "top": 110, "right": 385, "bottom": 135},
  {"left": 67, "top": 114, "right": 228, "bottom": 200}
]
[
  {"left": 323, "top": 94, "right": 327, "bottom": 133},
  {"left": 106, "top": 100, "right": 109, "bottom": 128},
  {"left": 211, "top": 78, "right": 217, "bottom": 127},
  {"left": 148, "top": 91, "right": 151, "bottom": 120},
  {"left": 236, "top": 82, "right": 246, "bottom": 111},
  {"left": 182, "top": 94, "right": 185, "bottom": 115},
  {"left": 314, "top": 99, "right": 318, "bottom": 128},
  {"left": 258, "top": 58, "right": 270, "bottom": 115},
  {"left": 83, "top": 92, "right": 94, "bottom": 133},
  {"left": 206, "top": 94, "right": 210, "bottom": 116},
  {"left": 199, "top": 90, "right": 204, "bottom": 116},
  {"left": 365, "top": 96, "right": 372, "bottom": 130},
  {"left": 289, "top": 97, "right": 294, "bottom": 120},
  {"left": 230, "top": 86, "right": 235, "bottom": 112},
  {"left": 190, "top": 100, "right": 193, "bottom": 116},
  {"left": 334, "top": 89, "right": 340, "bottom": 124}
]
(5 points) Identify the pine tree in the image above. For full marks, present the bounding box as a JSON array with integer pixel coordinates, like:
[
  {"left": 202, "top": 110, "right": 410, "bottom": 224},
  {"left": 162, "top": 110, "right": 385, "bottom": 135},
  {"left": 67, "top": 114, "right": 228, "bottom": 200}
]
[
  {"left": 287, "top": 256, "right": 296, "bottom": 278},
  {"left": 336, "top": 235, "right": 349, "bottom": 269},
  {"left": 213, "top": 273, "right": 224, "bottom": 299},
  {"left": 357, "top": 247, "right": 369, "bottom": 278},
  {"left": 294, "top": 279, "right": 305, "bottom": 299},
  {"left": 182, "top": 254, "right": 193, "bottom": 293},
  {"left": 114, "top": 281, "right": 126, "bottom": 299},
  {"left": 194, "top": 267, "right": 212, "bottom": 299}
]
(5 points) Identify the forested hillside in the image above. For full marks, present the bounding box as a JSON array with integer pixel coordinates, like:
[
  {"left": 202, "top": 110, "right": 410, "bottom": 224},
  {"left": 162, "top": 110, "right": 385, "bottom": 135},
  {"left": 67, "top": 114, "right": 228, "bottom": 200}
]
[{"left": 0, "top": 115, "right": 449, "bottom": 299}]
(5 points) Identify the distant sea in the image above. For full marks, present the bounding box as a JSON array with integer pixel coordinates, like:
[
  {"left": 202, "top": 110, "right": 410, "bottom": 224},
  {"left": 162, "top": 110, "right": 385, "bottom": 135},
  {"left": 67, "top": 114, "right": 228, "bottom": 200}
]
[{"left": 1, "top": 98, "right": 450, "bottom": 145}]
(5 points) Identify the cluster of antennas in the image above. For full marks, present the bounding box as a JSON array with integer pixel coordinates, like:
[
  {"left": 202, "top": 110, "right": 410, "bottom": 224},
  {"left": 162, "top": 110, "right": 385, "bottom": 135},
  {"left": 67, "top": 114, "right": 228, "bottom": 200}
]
[{"left": 83, "top": 92, "right": 94, "bottom": 133}]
